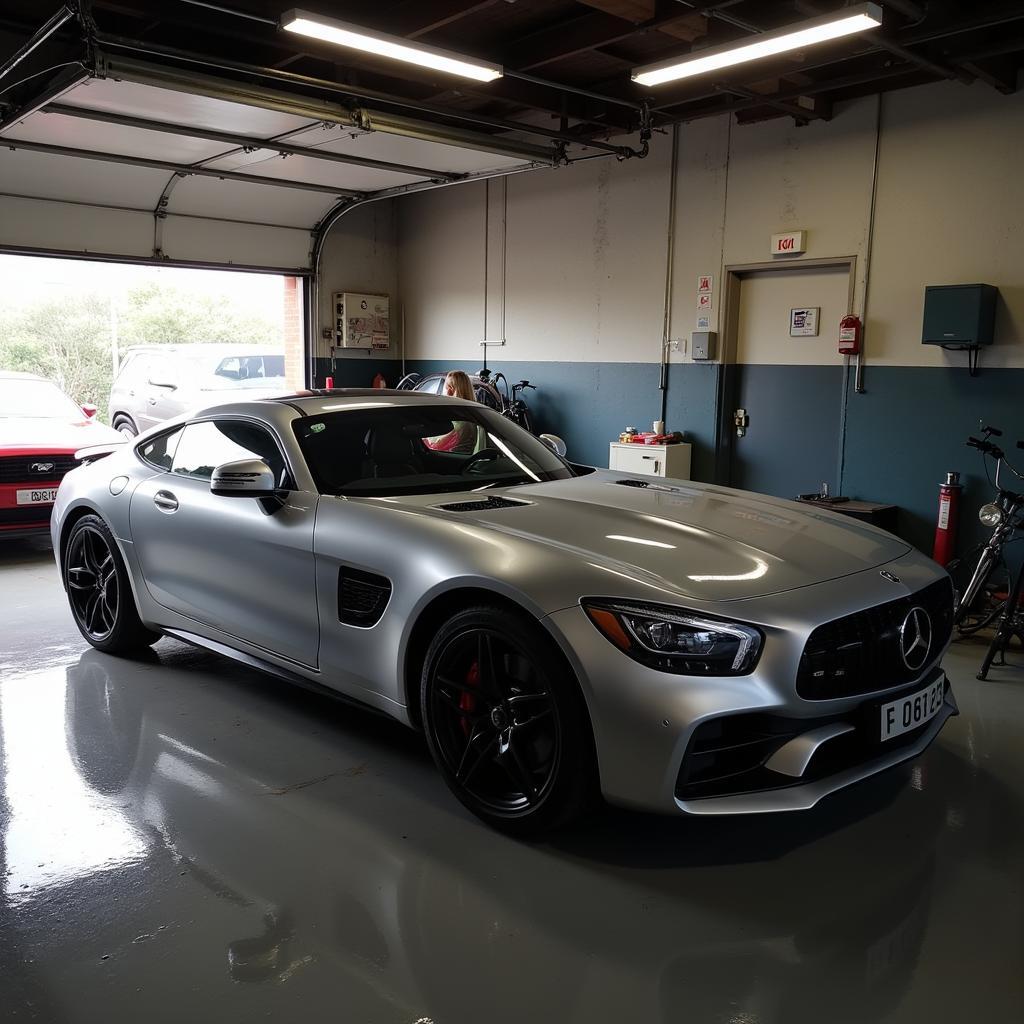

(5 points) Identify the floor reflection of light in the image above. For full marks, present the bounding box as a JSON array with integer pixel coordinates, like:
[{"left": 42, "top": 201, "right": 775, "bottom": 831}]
[{"left": 1, "top": 674, "right": 149, "bottom": 903}]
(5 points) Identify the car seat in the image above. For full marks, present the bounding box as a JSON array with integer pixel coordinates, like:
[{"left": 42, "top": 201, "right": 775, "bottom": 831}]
[{"left": 367, "top": 428, "right": 422, "bottom": 478}]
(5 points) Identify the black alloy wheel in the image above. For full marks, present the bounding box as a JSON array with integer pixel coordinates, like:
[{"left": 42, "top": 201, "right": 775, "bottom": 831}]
[
  {"left": 65, "top": 515, "right": 160, "bottom": 653},
  {"left": 421, "top": 607, "right": 594, "bottom": 835}
]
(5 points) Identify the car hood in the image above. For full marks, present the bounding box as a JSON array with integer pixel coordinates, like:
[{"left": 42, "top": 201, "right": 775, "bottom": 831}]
[
  {"left": 0, "top": 417, "right": 123, "bottom": 451},
  {"left": 401, "top": 471, "right": 912, "bottom": 603}
]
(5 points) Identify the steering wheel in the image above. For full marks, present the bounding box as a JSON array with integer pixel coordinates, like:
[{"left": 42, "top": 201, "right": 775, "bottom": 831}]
[{"left": 461, "top": 448, "right": 504, "bottom": 475}]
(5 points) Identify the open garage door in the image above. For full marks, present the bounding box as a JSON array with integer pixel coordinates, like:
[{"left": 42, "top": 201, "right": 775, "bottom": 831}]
[{"left": 0, "top": 64, "right": 547, "bottom": 274}]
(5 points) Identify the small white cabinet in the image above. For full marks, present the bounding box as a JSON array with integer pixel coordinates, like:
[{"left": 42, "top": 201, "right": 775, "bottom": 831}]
[{"left": 609, "top": 442, "right": 691, "bottom": 479}]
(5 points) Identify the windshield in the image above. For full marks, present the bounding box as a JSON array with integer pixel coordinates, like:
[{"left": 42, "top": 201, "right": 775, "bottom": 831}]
[
  {"left": 0, "top": 378, "right": 84, "bottom": 419},
  {"left": 196, "top": 353, "right": 285, "bottom": 390},
  {"left": 293, "top": 405, "right": 574, "bottom": 497}
]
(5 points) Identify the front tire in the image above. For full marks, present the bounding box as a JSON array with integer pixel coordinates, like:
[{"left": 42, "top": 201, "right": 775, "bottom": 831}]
[
  {"left": 421, "top": 606, "right": 596, "bottom": 836},
  {"left": 65, "top": 514, "right": 160, "bottom": 653}
]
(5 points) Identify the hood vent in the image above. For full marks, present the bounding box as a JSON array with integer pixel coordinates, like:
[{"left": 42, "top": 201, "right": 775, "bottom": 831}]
[
  {"left": 435, "top": 496, "right": 530, "bottom": 512},
  {"left": 615, "top": 478, "right": 650, "bottom": 488}
]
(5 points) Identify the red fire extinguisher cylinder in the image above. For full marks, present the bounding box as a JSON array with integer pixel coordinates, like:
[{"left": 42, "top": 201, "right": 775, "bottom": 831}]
[{"left": 932, "top": 472, "right": 961, "bottom": 567}]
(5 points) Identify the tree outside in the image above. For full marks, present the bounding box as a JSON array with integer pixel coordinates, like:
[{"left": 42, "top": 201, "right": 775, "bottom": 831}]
[{"left": 0, "top": 274, "right": 286, "bottom": 423}]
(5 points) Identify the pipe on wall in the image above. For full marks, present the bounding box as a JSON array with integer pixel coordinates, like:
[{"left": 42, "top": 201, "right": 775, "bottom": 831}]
[{"left": 658, "top": 124, "right": 680, "bottom": 426}]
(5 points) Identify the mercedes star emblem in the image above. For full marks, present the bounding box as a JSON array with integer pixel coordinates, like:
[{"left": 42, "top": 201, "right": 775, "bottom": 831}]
[{"left": 899, "top": 606, "right": 932, "bottom": 671}]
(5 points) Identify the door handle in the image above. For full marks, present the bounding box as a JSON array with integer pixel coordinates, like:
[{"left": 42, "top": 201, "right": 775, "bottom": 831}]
[
  {"left": 148, "top": 397, "right": 157, "bottom": 405},
  {"left": 153, "top": 490, "right": 178, "bottom": 513}
]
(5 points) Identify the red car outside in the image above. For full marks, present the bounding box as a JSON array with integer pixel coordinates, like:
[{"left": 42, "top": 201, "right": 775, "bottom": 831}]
[{"left": 0, "top": 371, "right": 122, "bottom": 539}]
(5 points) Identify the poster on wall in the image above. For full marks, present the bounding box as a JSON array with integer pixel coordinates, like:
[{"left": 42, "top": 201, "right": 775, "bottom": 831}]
[{"left": 790, "top": 307, "right": 820, "bottom": 337}]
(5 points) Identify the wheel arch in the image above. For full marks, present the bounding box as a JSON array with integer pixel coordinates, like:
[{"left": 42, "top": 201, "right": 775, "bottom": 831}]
[
  {"left": 57, "top": 502, "right": 105, "bottom": 584},
  {"left": 401, "top": 586, "right": 591, "bottom": 742}
]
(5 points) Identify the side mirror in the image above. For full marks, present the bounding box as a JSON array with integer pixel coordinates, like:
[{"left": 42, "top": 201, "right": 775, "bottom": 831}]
[
  {"left": 210, "top": 458, "right": 277, "bottom": 498},
  {"left": 539, "top": 433, "right": 567, "bottom": 458},
  {"left": 81, "top": 403, "right": 98, "bottom": 418}
]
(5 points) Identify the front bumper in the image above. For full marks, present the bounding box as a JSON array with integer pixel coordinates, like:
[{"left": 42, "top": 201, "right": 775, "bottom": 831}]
[{"left": 545, "top": 563, "right": 957, "bottom": 816}]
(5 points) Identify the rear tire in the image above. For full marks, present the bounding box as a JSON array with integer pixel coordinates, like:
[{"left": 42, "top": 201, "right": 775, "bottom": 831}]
[
  {"left": 65, "top": 514, "right": 160, "bottom": 654},
  {"left": 421, "top": 605, "right": 596, "bottom": 836}
]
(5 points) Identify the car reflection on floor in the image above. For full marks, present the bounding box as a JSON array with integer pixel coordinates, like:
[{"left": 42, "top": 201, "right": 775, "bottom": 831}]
[{"left": 1, "top": 635, "right": 1018, "bottom": 1024}]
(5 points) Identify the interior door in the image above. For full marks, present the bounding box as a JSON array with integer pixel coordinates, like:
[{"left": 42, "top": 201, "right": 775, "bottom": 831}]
[
  {"left": 729, "top": 265, "right": 851, "bottom": 498},
  {"left": 130, "top": 418, "right": 319, "bottom": 667}
]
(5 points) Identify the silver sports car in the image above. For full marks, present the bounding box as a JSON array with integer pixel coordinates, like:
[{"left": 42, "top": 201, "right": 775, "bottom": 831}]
[{"left": 52, "top": 390, "right": 957, "bottom": 834}]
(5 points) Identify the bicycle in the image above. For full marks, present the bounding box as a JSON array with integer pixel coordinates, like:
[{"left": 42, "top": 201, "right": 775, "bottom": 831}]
[
  {"left": 477, "top": 369, "right": 537, "bottom": 433},
  {"left": 950, "top": 425, "right": 1024, "bottom": 679}
]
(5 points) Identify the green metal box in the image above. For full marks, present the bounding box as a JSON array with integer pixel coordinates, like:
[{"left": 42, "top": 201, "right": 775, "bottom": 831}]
[{"left": 922, "top": 283, "right": 997, "bottom": 346}]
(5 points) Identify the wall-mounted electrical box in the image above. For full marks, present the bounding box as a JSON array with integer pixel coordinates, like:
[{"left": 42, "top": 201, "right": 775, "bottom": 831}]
[
  {"left": 922, "top": 284, "right": 997, "bottom": 347},
  {"left": 691, "top": 331, "right": 717, "bottom": 361},
  {"left": 332, "top": 292, "right": 390, "bottom": 350}
]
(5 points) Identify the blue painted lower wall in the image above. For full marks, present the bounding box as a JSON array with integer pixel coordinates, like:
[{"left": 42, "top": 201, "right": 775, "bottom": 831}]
[
  {"left": 313, "top": 355, "right": 1023, "bottom": 558},
  {"left": 842, "top": 366, "right": 1024, "bottom": 554}
]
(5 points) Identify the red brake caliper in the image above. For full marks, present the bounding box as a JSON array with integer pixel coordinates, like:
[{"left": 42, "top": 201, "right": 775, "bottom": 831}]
[{"left": 460, "top": 660, "right": 479, "bottom": 737}]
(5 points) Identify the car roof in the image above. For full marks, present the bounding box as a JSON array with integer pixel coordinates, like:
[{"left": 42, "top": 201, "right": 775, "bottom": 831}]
[
  {"left": 0, "top": 370, "right": 47, "bottom": 381},
  {"left": 192, "top": 389, "right": 478, "bottom": 420}
]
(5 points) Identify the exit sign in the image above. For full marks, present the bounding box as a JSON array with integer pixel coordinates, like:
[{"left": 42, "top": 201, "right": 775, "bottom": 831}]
[{"left": 771, "top": 230, "right": 806, "bottom": 256}]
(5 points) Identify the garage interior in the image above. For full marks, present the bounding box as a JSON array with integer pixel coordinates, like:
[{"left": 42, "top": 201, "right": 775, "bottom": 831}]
[{"left": 2, "top": 1, "right": 1024, "bottom": 1020}]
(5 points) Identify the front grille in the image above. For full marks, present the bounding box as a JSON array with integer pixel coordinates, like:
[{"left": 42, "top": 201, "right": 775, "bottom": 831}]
[
  {"left": 0, "top": 455, "right": 77, "bottom": 484},
  {"left": 676, "top": 671, "right": 946, "bottom": 800},
  {"left": 0, "top": 506, "right": 54, "bottom": 528},
  {"left": 796, "top": 577, "right": 954, "bottom": 700}
]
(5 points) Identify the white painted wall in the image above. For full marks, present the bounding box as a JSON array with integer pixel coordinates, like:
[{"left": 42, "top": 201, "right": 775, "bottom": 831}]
[
  {"left": 391, "top": 79, "right": 1024, "bottom": 370},
  {"left": 317, "top": 199, "right": 398, "bottom": 360}
]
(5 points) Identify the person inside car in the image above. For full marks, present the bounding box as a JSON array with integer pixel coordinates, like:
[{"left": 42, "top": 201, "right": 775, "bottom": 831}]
[{"left": 425, "top": 371, "right": 479, "bottom": 453}]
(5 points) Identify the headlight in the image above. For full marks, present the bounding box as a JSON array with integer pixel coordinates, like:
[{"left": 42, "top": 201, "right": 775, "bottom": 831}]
[
  {"left": 582, "top": 599, "right": 763, "bottom": 675},
  {"left": 978, "top": 503, "right": 1004, "bottom": 527}
]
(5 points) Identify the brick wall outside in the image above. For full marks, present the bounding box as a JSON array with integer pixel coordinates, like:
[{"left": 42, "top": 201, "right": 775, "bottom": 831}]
[{"left": 282, "top": 276, "right": 304, "bottom": 389}]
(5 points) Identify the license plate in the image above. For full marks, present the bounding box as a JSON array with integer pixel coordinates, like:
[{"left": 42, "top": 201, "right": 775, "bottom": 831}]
[
  {"left": 15, "top": 488, "right": 58, "bottom": 505},
  {"left": 880, "top": 677, "right": 945, "bottom": 742}
]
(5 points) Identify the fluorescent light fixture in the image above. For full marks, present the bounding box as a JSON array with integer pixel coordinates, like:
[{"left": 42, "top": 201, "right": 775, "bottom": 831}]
[
  {"left": 632, "top": 3, "right": 882, "bottom": 87},
  {"left": 281, "top": 9, "right": 503, "bottom": 83}
]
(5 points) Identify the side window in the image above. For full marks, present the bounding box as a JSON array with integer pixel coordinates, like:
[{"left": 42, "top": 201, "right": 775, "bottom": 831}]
[
  {"left": 171, "top": 420, "right": 291, "bottom": 486},
  {"left": 214, "top": 357, "right": 241, "bottom": 381},
  {"left": 414, "top": 376, "right": 445, "bottom": 396},
  {"left": 118, "top": 354, "right": 149, "bottom": 387},
  {"left": 137, "top": 427, "right": 183, "bottom": 470},
  {"left": 148, "top": 355, "right": 177, "bottom": 388}
]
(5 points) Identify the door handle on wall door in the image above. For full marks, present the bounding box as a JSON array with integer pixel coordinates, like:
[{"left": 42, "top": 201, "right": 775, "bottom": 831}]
[{"left": 153, "top": 490, "right": 178, "bottom": 513}]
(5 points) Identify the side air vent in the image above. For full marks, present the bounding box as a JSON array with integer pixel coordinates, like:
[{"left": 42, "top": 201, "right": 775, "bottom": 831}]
[
  {"left": 435, "top": 496, "right": 530, "bottom": 512},
  {"left": 615, "top": 479, "right": 650, "bottom": 488},
  {"left": 338, "top": 567, "right": 392, "bottom": 627}
]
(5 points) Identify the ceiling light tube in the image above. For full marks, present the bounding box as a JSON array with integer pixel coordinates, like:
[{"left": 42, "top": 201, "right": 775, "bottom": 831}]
[
  {"left": 280, "top": 9, "right": 503, "bottom": 83},
  {"left": 631, "top": 3, "right": 883, "bottom": 87}
]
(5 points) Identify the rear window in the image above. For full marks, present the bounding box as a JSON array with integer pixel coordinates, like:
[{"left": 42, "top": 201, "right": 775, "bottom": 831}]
[{"left": 293, "top": 405, "right": 573, "bottom": 497}]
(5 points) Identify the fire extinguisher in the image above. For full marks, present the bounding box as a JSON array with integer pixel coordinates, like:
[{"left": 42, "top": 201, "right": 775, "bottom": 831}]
[
  {"left": 372, "top": 372, "right": 387, "bottom": 389},
  {"left": 933, "top": 471, "right": 962, "bottom": 566},
  {"left": 838, "top": 314, "right": 862, "bottom": 355}
]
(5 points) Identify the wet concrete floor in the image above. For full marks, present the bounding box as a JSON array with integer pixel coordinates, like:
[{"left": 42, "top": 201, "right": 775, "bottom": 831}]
[{"left": 1, "top": 536, "right": 1023, "bottom": 1023}]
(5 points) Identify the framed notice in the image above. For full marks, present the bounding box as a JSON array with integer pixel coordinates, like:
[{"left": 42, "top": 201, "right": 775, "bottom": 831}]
[{"left": 790, "top": 307, "right": 819, "bottom": 337}]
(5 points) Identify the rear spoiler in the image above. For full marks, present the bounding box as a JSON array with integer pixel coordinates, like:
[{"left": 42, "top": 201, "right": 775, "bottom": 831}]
[{"left": 75, "top": 441, "right": 125, "bottom": 465}]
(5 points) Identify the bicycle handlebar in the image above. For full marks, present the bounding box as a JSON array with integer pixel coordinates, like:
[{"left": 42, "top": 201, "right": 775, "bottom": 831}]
[{"left": 967, "top": 436, "right": 1004, "bottom": 458}]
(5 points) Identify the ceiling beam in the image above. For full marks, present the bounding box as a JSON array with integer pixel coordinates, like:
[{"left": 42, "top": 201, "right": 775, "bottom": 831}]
[
  {"left": 43, "top": 102, "right": 463, "bottom": 179},
  {"left": 387, "top": 0, "right": 507, "bottom": 40}
]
